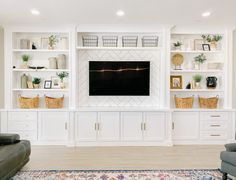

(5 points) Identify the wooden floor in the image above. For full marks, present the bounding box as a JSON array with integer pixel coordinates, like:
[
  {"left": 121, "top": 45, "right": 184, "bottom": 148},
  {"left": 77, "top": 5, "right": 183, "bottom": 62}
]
[{"left": 23, "top": 145, "right": 225, "bottom": 170}]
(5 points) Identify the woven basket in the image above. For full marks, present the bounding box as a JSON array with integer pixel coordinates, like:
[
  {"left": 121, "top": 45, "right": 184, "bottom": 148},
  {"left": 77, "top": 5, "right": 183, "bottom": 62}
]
[
  {"left": 198, "top": 96, "right": 219, "bottom": 109},
  {"left": 174, "top": 95, "right": 194, "bottom": 109},
  {"left": 45, "top": 95, "right": 64, "bottom": 109},
  {"left": 18, "top": 95, "right": 39, "bottom": 109}
]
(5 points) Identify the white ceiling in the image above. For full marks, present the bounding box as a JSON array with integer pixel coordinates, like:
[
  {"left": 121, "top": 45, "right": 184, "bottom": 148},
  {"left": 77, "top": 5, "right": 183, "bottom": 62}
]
[{"left": 0, "top": 0, "right": 236, "bottom": 27}]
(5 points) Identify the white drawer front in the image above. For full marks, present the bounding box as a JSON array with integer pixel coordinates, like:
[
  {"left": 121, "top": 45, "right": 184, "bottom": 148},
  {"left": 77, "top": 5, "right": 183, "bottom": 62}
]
[
  {"left": 200, "top": 121, "right": 228, "bottom": 131},
  {"left": 200, "top": 112, "right": 228, "bottom": 121},
  {"left": 8, "top": 121, "right": 37, "bottom": 131},
  {"left": 8, "top": 112, "right": 37, "bottom": 121},
  {"left": 8, "top": 131, "right": 37, "bottom": 141},
  {"left": 200, "top": 131, "right": 227, "bottom": 140}
]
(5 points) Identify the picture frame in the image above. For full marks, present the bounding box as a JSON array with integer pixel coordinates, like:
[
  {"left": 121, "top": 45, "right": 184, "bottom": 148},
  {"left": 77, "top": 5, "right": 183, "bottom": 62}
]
[
  {"left": 59, "top": 36, "right": 68, "bottom": 49},
  {"left": 41, "top": 37, "right": 49, "bottom": 49},
  {"left": 207, "top": 62, "right": 223, "bottom": 70},
  {"left": 44, "top": 80, "right": 52, "bottom": 89},
  {"left": 170, "top": 75, "right": 182, "bottom": 89},
  {"left": 27, "top": 81, "right": 33, "bottom": 89},
  {"left": 51, "top": 76, "right": 60, "bottom": 89},
  {"left": 202, "top": 44, "right": 211, "bottom": 51},
  {"left": 194, "top": 39, "right": 204, "bottom": 51}
]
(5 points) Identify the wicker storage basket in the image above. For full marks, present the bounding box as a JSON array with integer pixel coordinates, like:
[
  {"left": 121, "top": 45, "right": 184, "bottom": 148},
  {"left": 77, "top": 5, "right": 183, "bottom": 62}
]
[
  {"left": 198, "top": 96, "right": 219, "bottom": 109},
  {"left": 18, "top": 95, "right": 39, "bottom": 109},
  {"left": 45, "top": 95, "right": 64, "bottom": 109},
  {"left": 174, "top": 95, "right": 194, "bottom": 109}
]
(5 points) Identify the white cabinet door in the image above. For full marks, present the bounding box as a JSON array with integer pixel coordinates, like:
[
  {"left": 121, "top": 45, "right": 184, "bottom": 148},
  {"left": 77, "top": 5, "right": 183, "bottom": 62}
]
[
  {"left": 172, "top": 112, "right": 199, "bottom": 140},
  {"left": 98, "top": 112, "right": 120, "bottom": 141},
  {"left": 76, "top": 112, "right": 97, "bottom": 142},
  {"left": 39, "top": 112, "right": 68, "bottom": 141},
  {"left": 144, "top": 112, "right": 165, "bottom": 141},
  {"left": 122, "top": 112, "right": 143, "bottom": 141}
]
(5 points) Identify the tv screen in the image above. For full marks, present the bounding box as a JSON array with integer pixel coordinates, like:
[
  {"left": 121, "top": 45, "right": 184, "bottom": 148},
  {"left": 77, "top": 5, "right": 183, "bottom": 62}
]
[{"left": 89, "top": 61, "right": 150, "bottom": 96}]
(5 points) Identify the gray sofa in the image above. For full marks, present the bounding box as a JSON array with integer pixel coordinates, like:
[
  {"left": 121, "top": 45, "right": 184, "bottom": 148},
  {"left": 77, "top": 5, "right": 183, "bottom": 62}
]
[
  {"left": 220, "top": 143, "right": 236, "bottom": 179},
  {"left": 0, "top": 134, "right": 31, "bottom": 180}
]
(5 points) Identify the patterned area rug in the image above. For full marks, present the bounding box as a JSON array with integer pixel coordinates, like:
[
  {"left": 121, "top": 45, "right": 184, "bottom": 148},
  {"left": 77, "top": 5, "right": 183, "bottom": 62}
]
[{"left": 13, "top": 169, "right": 224, "bottom": 180}]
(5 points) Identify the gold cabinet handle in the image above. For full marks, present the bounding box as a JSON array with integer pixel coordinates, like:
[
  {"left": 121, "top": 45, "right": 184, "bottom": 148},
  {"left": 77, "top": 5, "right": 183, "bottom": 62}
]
[
  {"left": 144, "top": 123, "right": 146, "bottom": 131},
  {"left": 94, "top": 123, "right": 97, "bottom": 131},
  {"left": 97, "top": 123, "right": 100, "bottom": 131},
  {"left": 211, "top": 115, "right": 221, "bottom": 118},
  {"left": 172, "top": 122, "right": 175, "bottom": 130},
  {"left": 210, "top": 124, "right": 220, "bottom": 127},
  {"left": 65, "top": 122, "right": 68, "bottom": 130},
  {"left": 210, "top": 134, "right": 221, "bottom": 137}
]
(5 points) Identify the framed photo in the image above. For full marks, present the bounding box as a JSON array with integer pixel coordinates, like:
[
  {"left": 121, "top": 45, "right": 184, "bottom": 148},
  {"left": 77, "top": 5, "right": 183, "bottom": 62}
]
[
  {"left": 194, "top": 39, "right": 204, "bottom": 51},
  {"left": 170, "top": 75, "right": 182, "bottom": 89},
  {"left": 27, "top": 81, "right": 33, "bottom": 89},
  {"left": 44, "top": 80, "right": 52, "bottom": 89},
  {"left": 59, "top": 37, "right": 68, "bottom": 49},
  {"left": 41, "top": 37, "right": 49, "bottom": 49},
  {"left": 51, "top": 77, "right": 60, "bottom": 89},
  {"left": 202, "top": 44, "right": 211, "bottom": 51}
]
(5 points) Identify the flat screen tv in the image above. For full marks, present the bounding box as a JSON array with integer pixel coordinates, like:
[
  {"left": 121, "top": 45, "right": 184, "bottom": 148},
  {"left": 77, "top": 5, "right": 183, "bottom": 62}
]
[{"left": 89, "top": 61, "right": 150, "bottom": 96}]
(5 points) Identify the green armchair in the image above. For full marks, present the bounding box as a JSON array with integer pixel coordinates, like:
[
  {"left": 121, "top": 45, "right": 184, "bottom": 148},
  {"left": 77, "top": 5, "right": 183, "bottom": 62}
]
[
  {"left": 0, "top": 133, "right": 31, "bottom": 180},
  {"left": 220, "top": 143, "right": 236, "bottom": 179}
]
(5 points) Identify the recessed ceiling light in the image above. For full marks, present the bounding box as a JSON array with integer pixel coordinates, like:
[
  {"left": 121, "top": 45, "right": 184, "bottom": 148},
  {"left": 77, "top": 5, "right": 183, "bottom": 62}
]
[
  {"left": 31, "top": 9, "right": 40, "bottom": 15},
  {"left": 202, "top": 11, "right": 211, "bottom": 17},
  {"left": 116, "top": 10, "right": 125, "bottom": 17}
]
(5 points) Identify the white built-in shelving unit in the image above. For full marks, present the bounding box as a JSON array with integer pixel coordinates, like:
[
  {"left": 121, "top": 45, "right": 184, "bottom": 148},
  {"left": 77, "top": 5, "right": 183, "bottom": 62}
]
[
  {"left": 169, "top": 32, "right": 227, "bottom": 109},
  {"left": 9, "top": 31, "right": 71, "bottom": 109}
]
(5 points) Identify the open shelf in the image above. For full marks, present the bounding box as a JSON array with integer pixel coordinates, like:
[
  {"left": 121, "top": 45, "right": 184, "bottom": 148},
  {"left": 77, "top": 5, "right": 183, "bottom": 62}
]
[
  {"left": 170, "top": 50, "right": 223, "bottom": 53},
  {"left": 13, "top": 49, "right": 69, "bottom": 53},
  {"left": 76, "top": 46, "right": 162, "bottom": 50},
  {"left": 170, "top": 70, "right": 223, "bottom": 73},
  {"left": 170, "top": 89, "right": 224, "bottom": 92},
  {"left": 13, "top": 89, "right": 69, "bottom": 92},
  {"left": 12, "top": 69, "right": 69, "bottom": 72}
]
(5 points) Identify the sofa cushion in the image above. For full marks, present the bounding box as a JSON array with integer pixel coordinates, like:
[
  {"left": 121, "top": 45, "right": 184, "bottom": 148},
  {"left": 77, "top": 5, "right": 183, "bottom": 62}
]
[
  {"left": 0, "top": 140, "right": 31, "bottom": 179},
  {"left": 220, "top": 151, "right": 236, "bottom": 166},
  {"left": 225, "top": 143, "right": 236, "bottom": 152},
  {"left": 0, "top": 134, "right": 20, "bottom": 145}
]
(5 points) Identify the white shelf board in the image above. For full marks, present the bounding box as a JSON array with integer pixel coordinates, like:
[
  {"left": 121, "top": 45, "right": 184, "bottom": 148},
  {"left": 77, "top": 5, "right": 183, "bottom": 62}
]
[
  {"left": 12, "top": 69, "right": 69, "bottom": 72},
  {"left": 170, "top": 70, "right": 223, "bottom": 73},
  {"left": 170, "top": 89, "right": 224, "bottom": 92},
  {"left": 13, "top": 49, "right": 69, "bottom": 53},
  {"left": 77, "top": 46, "right": 162, "bottom": 50},
  {"left": 171, "top": 50, "right": 223, "bottom": 53},
  {"left": 13, "top": 89, "right": 69, "bottom": 92}
]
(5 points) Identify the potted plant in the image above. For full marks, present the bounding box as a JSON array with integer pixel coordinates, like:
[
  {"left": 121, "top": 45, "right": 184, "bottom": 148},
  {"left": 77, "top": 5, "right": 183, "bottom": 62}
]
[
  {"left": 173, "top": 41, "right": 182, "bottom": 50},
  {"left": 194, "top": 53, "right": 206, "bottom": 70},
  {"left": 57, "top": 71, "right": 69, "bottom": 89},
  {"left": 193, "top": 74, "right": 202, "bottom": 89},
  {"left": 48, "top": 35, "right": 58, "bottom": 50},
  {"left": 21, "top": 54, "right": 30, "bottom": 69},
  {"left": 201, "top": 34, "right": 223, "bottom": 50},
  {"left": 32, "top": 77, "right": 41, "bottom": 89}
]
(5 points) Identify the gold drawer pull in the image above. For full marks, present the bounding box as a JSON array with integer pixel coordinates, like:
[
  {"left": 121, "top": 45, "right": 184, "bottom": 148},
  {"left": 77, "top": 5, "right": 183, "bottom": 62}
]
[
  {"left": 210, "top": 124, "right": 220, "bottom": 127},
  {"left": 210, "top": 134, "right": 221, "bottom": 137},
  {"left": 210, "top": 115, "right": 221, "bottom": 118}
]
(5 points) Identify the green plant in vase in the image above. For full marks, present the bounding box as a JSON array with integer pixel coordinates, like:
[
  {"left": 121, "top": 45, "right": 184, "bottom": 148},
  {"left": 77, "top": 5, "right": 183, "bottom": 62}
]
[
  {"left": 201, "top": 34, "right": 223, "bottom": 50},
  {"left": 21, "top": 54, "right": 30, "bottom": 69},
  {"left": 194, "top": 53, "right": 206, "bottom": 70},
  {"left": 57, "top": 71, "right": 69, "bottom": 89},
  {"left": 193, "top": 74, "right": 202, "bottom": 89},
  {"left": 48, "top": 35, "right": 58, "bottom": 50},
  {"left": 173, "top": 41, "right": 182, "bottom": 50},
  {"left": 32, "top": 77, "right": 41, "bottom": 89}
]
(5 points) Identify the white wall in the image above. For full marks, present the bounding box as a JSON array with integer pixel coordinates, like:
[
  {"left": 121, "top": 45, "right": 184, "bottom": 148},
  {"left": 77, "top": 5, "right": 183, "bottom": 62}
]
[
  {"left": 233, "top": 29, "right": 236, "bottom": 108},
  {"left": 0, "top": 27, "right": 4, "bottom": 108}
]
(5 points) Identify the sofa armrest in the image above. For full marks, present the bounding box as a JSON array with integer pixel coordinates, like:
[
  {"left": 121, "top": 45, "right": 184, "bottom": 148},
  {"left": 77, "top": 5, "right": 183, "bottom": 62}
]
[
  {"left": 0, "top": 133, "right": 20, "bottom": 145},
  {"left": 225, "top": 143, "right": 236, "bottom": 152}
]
